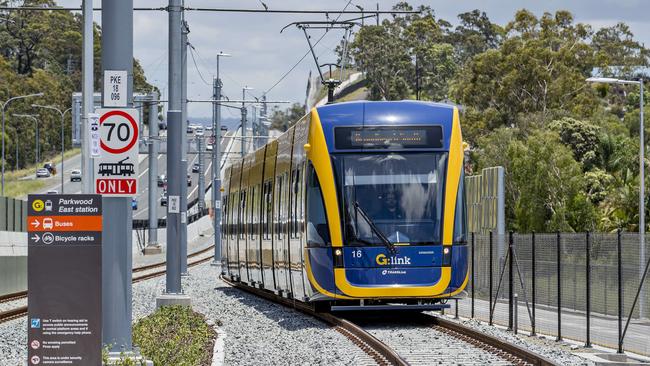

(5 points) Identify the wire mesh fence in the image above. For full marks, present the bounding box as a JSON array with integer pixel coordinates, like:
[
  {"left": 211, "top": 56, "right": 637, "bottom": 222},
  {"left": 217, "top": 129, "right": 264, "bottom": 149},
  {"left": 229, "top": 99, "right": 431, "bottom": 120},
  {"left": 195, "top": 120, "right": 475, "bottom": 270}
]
[{"left": 459, "top": 231, "right": 650, "bottom": 356}]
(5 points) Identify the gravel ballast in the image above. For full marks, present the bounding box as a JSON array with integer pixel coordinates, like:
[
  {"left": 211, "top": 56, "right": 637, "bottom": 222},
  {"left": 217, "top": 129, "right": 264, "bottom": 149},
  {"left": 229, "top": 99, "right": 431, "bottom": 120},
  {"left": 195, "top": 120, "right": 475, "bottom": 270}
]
[
  {"left": 431, "top": 315, "right": 597, "bottom": 365},
  {"left": 1, "top": 261, "right": 375, "bottom": 365}
]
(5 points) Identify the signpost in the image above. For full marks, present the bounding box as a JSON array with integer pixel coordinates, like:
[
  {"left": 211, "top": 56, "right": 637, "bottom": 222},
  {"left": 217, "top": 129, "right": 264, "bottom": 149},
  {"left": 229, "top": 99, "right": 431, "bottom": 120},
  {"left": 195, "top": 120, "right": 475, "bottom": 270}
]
[
  {"left": 27, "top": 194, "right": 102, "bottom": 366},
  {"left": 93, "top": 108, "right": 139, "bottom": 196},
  {"left": 103, "top": 70, "right": 128, "bottom": 107}
]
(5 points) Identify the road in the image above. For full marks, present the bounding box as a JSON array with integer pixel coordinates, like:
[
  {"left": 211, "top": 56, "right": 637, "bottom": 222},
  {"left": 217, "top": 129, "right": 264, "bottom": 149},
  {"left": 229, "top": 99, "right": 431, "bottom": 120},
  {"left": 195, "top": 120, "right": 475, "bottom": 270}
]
[{"left": 21, "top": 129, "right": 236, "bottom": 222}]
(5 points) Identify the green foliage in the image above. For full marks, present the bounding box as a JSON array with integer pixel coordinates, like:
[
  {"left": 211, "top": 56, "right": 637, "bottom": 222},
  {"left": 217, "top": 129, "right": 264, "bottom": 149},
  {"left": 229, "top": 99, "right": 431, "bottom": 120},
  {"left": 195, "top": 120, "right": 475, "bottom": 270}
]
[
  {"left": 549, "top": 117, "right": 600, "bottom": 169},
  {"left": 133, "top": 305, "right": 215, "bottom": 366},
  {"left": 349, "top": 4, "right": 650, "bottom": 232},
  {"left": 0, "top": 0, "right": 156, "bottom": 171},
  {"left": 269, "top": 102, "right": 306, "bottom": 132}
]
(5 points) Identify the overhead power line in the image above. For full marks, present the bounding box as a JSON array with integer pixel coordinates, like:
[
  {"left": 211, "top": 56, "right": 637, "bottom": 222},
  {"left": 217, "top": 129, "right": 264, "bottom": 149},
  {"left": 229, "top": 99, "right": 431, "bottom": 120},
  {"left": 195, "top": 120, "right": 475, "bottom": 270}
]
[
  {"left": 264, "top": 0, "right": 355, "bottom": 94},
  {"left": 0, "top": 6, "right": 419, "bottom": 15}
]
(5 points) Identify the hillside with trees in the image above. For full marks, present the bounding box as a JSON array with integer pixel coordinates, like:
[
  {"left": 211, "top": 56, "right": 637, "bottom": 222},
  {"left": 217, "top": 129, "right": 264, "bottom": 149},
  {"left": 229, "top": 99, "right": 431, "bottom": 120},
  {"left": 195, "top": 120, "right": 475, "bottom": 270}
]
[
  {"left": 343, "top": 3, "right": 649, "bottom": 232},
  {"left": 0, "top": 0, "right": 155, "bottom": 171}
]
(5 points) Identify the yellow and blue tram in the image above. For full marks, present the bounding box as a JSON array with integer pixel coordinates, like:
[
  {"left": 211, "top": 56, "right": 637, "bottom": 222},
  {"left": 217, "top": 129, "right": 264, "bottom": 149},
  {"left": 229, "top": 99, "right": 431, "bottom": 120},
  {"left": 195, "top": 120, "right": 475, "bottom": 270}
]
[{"left": 221, "top": 101, "right": 468, "bottom": 310}]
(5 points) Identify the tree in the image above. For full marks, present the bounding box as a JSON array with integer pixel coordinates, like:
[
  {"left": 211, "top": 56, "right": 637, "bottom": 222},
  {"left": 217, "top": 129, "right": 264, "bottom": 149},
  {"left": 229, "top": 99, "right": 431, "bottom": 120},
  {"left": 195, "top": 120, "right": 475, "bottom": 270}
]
[
  {"left": 549, "top": 117, "right": 600, "bottom": 169},
  {"left": 269, "top": 103, "right": 305, "bottom": 132},
  {"left": 449, "top": 10, "right": 503, "bottom": 64},
  {"left": 451, "top": 10, "right": 598, "bottom": 133}
]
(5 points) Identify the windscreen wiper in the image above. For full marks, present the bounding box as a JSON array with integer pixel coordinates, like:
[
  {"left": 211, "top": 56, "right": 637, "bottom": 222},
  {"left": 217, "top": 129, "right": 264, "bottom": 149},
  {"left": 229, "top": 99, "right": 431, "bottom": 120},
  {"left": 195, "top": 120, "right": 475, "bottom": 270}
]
[{"left": 354, "top": 201, "right": 396, "bottom": 254}]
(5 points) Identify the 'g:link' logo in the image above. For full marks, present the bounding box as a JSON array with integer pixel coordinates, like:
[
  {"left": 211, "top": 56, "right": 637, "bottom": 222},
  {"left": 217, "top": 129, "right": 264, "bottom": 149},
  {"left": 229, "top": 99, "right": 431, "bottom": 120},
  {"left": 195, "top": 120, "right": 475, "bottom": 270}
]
[{"left": 375, "top": 253, "right": 411, "bottom": 265}]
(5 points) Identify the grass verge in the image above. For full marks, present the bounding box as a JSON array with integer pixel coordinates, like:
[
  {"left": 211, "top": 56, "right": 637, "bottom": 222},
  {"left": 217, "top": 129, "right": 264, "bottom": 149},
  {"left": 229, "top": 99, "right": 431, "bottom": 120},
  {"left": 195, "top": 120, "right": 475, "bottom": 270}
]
[
  {"left": 132, "top": 305, "right": 217, "bottom": 366},
  {"left": 2, "top": 148, "right": 80, "bottom": 198}
]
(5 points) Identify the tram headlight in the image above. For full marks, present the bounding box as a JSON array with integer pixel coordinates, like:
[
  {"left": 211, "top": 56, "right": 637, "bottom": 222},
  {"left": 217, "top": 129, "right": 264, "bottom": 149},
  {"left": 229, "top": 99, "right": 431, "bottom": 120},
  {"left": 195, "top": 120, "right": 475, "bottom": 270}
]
[
  {"left": 333, "top": 248, "right": 344, "bottom": 267},
  {"left": 442, "top": 246, "right": 452, "bottom": 266}
]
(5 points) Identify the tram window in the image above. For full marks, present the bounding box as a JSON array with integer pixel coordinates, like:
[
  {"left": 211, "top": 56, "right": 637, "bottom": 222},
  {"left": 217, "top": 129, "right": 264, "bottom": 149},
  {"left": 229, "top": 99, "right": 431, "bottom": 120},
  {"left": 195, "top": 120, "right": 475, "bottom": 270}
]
[
  {"left": 276, "top": 175, "right": 283, "bottom": 240},
  {"left": 263, "top": 181, "right": 272, "bottom": 240},
  {"left": 306, "top": 165, "right": 330, "bottom": 247},
  {"left": 248, "top": 186, "right": 255, "bottom": 238},
  {"left": 239, "top": 191, "right": 246, "bottom": 240},
  {"left": 230, "top": 193, "right": 236, "bottom": 240},
  {"left": 454, "top": 169, "right": 467, "bottom": 243},
  {"left": 222, "top": 196, "right": 228, "bottom": 240}
]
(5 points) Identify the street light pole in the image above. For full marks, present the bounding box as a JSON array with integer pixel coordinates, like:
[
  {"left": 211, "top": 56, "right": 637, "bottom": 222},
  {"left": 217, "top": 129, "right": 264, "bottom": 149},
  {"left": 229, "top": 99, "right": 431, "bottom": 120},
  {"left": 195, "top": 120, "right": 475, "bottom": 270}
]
[
  {"left": 241, "top": 86, "right": 253, "bottom": 156},
  {"left": 32, "top": 104, "right": 72, "bottom": 193},
  {"left": 12, "top": 114, "right": 39, "bottom": 164},
  {"left": 1, "top": 92, "right": 44, "bottom": 196},
  {"left": 587, "top": 77, "right": 646, "bottom": 318}
]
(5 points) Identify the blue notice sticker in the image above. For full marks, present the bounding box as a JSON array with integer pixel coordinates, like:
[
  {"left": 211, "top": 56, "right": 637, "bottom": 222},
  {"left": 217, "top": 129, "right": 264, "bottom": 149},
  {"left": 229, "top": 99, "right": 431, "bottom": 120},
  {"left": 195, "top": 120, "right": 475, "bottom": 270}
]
[{"left": 31, "top": 318, "right": 41, "bottom": 329}]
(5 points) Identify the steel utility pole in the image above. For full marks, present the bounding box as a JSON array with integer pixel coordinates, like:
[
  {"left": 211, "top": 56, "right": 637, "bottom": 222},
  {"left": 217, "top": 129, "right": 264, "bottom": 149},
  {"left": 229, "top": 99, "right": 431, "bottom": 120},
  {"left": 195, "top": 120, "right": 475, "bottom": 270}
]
[
  {"left": 197, "top": 135, "right": 205, "bottom": 210},
  {"left": 158, "top": 0, "right": 190, "bottom": 307},
  {"left": 101, "top": 0, "right": 137, "bottom": 357},
  {"left": 211, "top": 51, "right": 229, "bottom": 267},
  {"left": 1, "top": 92, "right": 43, "bottom": 196},
  {"left": 31, "top": 104, "right": 71, "bottom": 194},
  {"left": 12, "top": 114, "right": 39, "bottom": 164},
  {"left": 180, "top": 15, "right": 189, "bottom": 276},
  {"left": 241, "top": 86, "right": 253, "bottom": 156},
  {"left": 144, "top": 92, "right": 161, "bottom": 254},
  {"left": 82, "top": 0, "right": 94, "bottom": 194},
  {"left": 587, "top": 76, "right": 646, "bottom": 318}
]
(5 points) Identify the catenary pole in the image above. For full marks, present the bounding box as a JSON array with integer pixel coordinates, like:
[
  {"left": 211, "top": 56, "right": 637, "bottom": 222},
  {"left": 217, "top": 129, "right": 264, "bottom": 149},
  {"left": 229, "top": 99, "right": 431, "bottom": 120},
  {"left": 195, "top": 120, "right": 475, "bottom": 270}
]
[
  {"left": 211, "top": 53, "right": 227, "bottom": 266},
  {"left": 82, "top": 0, "right": 94, "bottom": 193},
  {"left": 180, "top": 13, "right": 189, "bottom": 275},
  {"left": 101, "top": 0, "right": 135, "bottom": 355},
  {"left": 161, "top": 0, "right": 185, "bottom": 301},
  {"left": 146, "top": 92, "right": 160, "bottom": 252}
]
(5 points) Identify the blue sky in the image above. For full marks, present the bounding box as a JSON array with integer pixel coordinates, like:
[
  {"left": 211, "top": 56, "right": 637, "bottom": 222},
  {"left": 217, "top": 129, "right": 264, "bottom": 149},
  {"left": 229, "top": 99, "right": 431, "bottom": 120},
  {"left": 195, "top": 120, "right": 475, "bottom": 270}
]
[{"left": 59, "top": 0, "right": 650, "bottom": 118}]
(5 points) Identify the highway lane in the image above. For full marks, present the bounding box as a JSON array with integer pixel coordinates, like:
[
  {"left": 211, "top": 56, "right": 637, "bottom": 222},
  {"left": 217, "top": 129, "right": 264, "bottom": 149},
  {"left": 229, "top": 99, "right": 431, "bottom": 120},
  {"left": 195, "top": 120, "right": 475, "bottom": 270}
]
[{"left": 131, "top": 130, "right": 233, "bottom": 220}]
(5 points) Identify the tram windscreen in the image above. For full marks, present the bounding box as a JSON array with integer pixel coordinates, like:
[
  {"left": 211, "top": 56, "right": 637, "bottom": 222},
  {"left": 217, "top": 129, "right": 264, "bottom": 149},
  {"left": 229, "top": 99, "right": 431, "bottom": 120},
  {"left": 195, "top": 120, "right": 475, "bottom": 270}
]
[
  {"left": 335, "top": 126, "right": 443, "bottom": 149},
  {"left": 334, "top": 153, "right": 447, "bottom": 245}
]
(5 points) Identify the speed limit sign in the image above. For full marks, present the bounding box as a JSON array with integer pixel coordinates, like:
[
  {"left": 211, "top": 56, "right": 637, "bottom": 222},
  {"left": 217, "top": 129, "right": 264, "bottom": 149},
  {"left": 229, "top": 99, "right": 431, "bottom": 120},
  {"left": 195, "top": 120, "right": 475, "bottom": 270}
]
[{"left": 93, "top": 108, "right": 139, "bottom": 196}]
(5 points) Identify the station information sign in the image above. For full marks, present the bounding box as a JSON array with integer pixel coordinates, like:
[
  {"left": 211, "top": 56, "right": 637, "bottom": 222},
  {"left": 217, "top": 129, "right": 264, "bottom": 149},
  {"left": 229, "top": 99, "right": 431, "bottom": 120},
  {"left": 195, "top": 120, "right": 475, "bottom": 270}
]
[
  {"left": 93, "top": 108, "right": 139, "bottom": 196},
  {"left": 27, "top": 194, "right": 102, "bottom": 366}
]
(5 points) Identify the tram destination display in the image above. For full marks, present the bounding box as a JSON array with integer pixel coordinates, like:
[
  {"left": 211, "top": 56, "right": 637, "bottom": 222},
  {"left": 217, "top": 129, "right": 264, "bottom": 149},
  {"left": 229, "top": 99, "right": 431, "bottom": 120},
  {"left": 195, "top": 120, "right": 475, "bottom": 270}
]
[
  {"left": 27, "top": 194, "right": 102, "bottom": 366},
  {"left": 335, "top": 125, "right": 444, "bottom": 149}
]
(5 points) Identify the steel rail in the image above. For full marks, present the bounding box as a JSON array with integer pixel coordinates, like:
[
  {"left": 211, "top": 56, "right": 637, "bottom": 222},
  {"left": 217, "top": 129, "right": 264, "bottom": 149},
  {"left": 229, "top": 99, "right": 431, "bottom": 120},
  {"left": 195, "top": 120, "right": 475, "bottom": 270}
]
[
  {"left": 421, "top": 314, "right": 557, "bottom": 366},
  {"left": 0, "top": 246, "right": 215, "bottom": 324},
  {"left": 220, "top": 276, "right": 408, "bottom": 366}
]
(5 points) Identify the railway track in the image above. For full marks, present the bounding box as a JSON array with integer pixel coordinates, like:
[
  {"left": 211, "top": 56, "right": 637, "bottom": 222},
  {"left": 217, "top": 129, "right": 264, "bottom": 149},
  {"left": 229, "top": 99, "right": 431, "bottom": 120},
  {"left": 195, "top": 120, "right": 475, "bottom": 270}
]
[
  {"left": 222, "top": 278, "right": 557, "bottom": 366},
  {"left": 221, "top": 276, "right": 408, "bottom": 366},
  {"left": 0, "top": 245, "right": 216, "bottom": 324}
]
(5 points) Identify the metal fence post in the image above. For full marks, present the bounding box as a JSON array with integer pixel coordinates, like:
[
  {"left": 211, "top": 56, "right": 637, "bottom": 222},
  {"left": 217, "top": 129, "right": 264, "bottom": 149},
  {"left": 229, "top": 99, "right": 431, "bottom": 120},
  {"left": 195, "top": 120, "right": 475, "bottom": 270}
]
[
  {"left": 556, "top": 231, "right": 562, "bottom": 341},
  {"left": 455, "top": 299, "right": 459, "bottom": 319},
  {"left": 618, "top": 229, "right": 623, "bottom": 353},
  {"left": 531, "top": 231, "right": 536, "bottom": 336},
  {"left": 514, "top": 293, "right": 519, "bottom": 335},
  {"left": 585, "top": 231, "right": 592, "bottom": 347},
  {"left": 489, "top": 231, "right": 494, "bottom": 326},
  {"left": 508, "top": 231, "right": 514, "bottom": 330},
  {"left": 471, "top": 232, "right": 475, "bottom": 319}
]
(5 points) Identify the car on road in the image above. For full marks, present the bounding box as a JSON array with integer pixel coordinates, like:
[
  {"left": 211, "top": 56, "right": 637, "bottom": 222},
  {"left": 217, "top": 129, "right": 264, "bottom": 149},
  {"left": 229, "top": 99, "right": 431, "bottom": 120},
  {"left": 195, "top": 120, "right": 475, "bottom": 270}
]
[
  {"left": 160, "top": 192, "right": 168, "bottom": 206},
  {"left": 206, "top": 144, "right": 213, "bottom": 151},
  {"left": 220, "top": 125, "right": 228, "bottom": 131},
  {"left": 70, "top": 169, "right": 82, "bottom": 182},
  {"left": 157, "top": 174, "right": 167, "bottom": 187},
  {"left": 131, "top": 198, "right": 138, "bottom": 210},
  {"left": 36, "top": 168, "right": 50, "bottom": 178},
  {"left": 46, "top": 189, "right": 58, "bottom": 194},
  {"left": 186, "top": 125, "right": 194, "bottom": 134},
  {"left": 43, "top": 162, "right": 55, "bottom": 174},
  {"left": 187, "top": 174, "right": 192, "bottom": 186},
  {"left": 158, "top": 120, "right": 167, "bottom": 130},
  {"left": 191, "top": 163, "right": 200, "bottom": 173}
]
